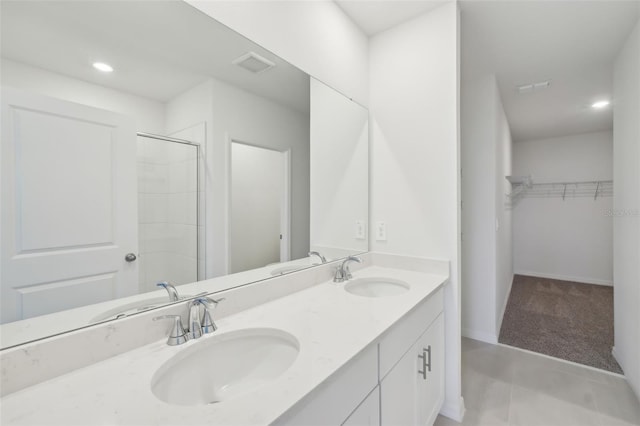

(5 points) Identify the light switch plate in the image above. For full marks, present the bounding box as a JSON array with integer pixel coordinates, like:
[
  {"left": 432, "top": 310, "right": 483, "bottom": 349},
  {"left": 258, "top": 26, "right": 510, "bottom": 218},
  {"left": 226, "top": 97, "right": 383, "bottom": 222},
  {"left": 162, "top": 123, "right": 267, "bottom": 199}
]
[
  {"left": 355, "top": 220, "right": 365, "bottom": 239},
  {"left": 376, "top": 221, "right": 387, "bottom": 241}
]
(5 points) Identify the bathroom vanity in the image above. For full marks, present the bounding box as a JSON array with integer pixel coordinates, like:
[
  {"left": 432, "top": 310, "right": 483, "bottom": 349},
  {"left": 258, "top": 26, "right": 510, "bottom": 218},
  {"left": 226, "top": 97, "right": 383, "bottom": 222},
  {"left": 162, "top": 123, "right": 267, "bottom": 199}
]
[
  {"left": 0, "top": 254, "right": 448, "bottom": 425},
  {"left": 277, "top": 280, "right": 444, "bottom": 426}
]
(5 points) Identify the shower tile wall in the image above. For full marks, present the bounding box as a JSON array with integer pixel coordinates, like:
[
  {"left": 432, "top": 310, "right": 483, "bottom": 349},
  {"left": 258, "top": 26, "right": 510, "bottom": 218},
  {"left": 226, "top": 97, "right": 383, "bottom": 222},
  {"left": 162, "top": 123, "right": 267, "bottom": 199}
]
[{"left": 137, "top": 137, "right": 198, "bottom": 293}]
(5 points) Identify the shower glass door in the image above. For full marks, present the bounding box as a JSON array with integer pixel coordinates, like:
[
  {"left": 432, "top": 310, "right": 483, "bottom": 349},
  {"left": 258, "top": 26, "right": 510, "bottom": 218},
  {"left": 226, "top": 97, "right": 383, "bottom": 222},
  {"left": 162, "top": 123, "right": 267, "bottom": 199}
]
[{"left": 136, "top": 134, "right": 199, "bottom": 293}]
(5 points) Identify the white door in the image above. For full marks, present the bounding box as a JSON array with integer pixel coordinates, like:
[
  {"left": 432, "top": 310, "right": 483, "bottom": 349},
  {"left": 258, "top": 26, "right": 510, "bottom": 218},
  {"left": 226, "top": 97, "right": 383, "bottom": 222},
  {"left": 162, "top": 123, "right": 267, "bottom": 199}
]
[
  {"left": 229, "top": 141, "right": 289, "bottom": 273},
  {"left": 1, "top": 88, "right": 138, "bottom": 323}
]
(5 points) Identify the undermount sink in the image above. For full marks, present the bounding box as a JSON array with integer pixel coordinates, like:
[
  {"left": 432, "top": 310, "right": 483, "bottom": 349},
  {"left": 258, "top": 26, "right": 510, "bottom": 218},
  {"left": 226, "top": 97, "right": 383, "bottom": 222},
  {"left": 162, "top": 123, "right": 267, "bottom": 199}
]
[
  {"left": 344, "top": 277, "right": 410, "bottom": 297},
  {"left": 151, "top": 328, "right": 299, "bottom": 406},
  {"left": 90, "top": 296, "right": 190, "bottom": 323}
]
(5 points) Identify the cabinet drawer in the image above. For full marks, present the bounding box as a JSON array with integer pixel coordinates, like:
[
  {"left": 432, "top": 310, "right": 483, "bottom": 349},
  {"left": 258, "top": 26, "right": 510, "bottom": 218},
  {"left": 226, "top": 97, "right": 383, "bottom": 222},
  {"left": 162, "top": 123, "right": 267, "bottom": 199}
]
[
  {"left": 273, "top": 344, "right": 378, "bottom": 426},
  {"left": 378, "top": 286, "right": 443, "bottom": 379}
]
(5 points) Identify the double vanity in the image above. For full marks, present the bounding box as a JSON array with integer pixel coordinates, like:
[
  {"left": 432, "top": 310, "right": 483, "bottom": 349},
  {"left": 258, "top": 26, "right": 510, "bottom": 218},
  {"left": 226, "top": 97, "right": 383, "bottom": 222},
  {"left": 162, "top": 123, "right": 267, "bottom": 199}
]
[{"left": 1, "top": 254, "right": 448, "bottom": 425}]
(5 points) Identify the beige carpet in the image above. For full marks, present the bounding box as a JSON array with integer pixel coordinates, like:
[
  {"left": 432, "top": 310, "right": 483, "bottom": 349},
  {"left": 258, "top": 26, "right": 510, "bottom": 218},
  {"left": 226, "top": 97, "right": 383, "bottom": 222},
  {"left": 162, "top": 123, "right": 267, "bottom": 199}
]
[{"left": 499, "top": 274, "right": 622, "bottom": 374}]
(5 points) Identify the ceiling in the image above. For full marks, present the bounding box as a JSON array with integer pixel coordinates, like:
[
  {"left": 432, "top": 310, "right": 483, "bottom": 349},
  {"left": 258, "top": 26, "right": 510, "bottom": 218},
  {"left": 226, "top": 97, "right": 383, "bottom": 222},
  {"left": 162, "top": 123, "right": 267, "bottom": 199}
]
[
  {"left": 335, "top": 0, "right": 638, "bottom": 142},
  {"left": 4, "top": 0, "right": 636, "bottom": 136},
  {"left": 0, "top": 1, "right": 310, "bottom": 113},
  {"left": 335, "top": 0, "right": 450, "bottom": 36},
  {"left": 460, "top": 0, "right": 639, "bottom": 142}
]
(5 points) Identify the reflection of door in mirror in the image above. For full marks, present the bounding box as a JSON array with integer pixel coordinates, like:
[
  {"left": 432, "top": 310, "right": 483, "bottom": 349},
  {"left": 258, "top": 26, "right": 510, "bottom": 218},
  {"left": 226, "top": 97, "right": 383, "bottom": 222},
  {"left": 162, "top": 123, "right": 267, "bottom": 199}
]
[
  {"left": 0, "top": 88, "right": 138, "bottom": 323},
  {"left": 0, "top": 89, "right": 203, "bottom": 324},
  {"left": 136, "top": 134, "right": 199, "bottom": 294},
  {"left": 230, "top": 141, "right": 290, "bottom": 273}
]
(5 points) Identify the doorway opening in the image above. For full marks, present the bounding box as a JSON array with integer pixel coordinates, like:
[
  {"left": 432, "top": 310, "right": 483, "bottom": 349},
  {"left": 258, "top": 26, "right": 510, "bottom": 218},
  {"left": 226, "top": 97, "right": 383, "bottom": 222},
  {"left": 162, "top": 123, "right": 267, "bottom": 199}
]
[
  {"left": 228, "top": 140, "right": 291, "bottom": 274},
  {"left": 460, "top": 0, "right": 638, "bottom": 374}
]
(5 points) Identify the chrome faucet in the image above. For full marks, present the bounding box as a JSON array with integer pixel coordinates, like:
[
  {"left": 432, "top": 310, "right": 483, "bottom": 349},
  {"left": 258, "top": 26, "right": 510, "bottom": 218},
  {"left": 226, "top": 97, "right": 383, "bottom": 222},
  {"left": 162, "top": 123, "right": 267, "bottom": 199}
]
[
  {"left": 156, "top": 281, "right": 180, "bottom": 302},
  {"left": 333, "top": 256, "right": 362, "bottom": 283},
  {"left": 308, "top": 251, "right": 327, "bottom": 264},
  {"left": 188, "top": 299, "right": 204, "bottom": 339},
  {"left": 188, "top": 297, "right": 225, "bottom": 339},
  {"left": 154, "top": 297, "right": 224, "bottom": 345}
]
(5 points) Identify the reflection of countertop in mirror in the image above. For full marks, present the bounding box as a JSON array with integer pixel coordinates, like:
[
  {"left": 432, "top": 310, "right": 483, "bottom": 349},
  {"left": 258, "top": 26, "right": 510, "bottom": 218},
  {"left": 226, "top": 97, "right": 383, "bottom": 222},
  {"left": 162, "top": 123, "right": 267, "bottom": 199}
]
[
  {"left": 1, "top": 260, "right": 448, "bottom": 425},
  {"left": 0, "top": 255, "right": 345, "bottom": 349}
]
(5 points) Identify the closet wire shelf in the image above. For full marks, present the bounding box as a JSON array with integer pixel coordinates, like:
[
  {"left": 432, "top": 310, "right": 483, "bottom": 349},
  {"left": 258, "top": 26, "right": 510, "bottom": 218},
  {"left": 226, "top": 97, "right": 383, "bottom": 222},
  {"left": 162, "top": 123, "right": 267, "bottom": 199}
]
[{"left": 506, "top": 178, "right": 613, "bottom": 201}]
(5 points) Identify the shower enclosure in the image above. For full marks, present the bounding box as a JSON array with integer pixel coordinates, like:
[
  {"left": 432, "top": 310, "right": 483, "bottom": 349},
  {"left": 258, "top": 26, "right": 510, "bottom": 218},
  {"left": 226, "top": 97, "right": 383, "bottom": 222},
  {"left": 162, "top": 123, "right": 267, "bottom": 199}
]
[{"left": 136, "top": 133, "right": 200, "bottom": 293}]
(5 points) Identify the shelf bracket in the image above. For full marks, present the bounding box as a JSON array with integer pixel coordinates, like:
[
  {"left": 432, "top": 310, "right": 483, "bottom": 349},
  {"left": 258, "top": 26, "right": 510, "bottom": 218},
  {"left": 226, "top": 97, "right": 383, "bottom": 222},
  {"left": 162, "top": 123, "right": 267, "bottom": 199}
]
[
  {"left": 562, "top": 184, "right": 567, "bottom": 201},
  {"left": 594, "top": 181, "right": 600, "bottom": 200}
]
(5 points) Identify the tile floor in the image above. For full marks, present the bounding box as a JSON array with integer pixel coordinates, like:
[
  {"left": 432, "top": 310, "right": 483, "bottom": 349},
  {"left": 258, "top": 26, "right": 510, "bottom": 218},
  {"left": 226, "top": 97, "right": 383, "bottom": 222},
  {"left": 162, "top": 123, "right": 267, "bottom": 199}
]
[{"left": 435, "top": 338, "right": 640, "bottom": 426}]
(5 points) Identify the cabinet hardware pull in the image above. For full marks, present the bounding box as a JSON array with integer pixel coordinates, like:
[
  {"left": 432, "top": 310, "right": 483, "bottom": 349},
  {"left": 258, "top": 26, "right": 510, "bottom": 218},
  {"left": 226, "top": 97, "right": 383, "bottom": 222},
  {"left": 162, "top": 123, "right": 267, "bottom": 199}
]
[
  {"left": 417, "top": 346, "right": 432, "bottom": 380},
  {"left": 425, "top": 345, "right": 432, "bottom": 372}
]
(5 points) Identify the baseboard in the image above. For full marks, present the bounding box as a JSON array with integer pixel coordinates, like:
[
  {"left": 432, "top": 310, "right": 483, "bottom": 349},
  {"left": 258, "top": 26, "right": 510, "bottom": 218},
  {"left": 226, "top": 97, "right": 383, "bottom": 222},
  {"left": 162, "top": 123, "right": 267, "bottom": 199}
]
[
  {"left": 440, "top": 396, "right": 466, "bottom": 422},
  {"left": 514, "top": 270, "right": 613, "bottom": 287},
  {"left": 462, "top": 328, "right": 498, "bottom": 344},
  {"left": 496, "top": 273, "right": 514, "bottom": 334}
]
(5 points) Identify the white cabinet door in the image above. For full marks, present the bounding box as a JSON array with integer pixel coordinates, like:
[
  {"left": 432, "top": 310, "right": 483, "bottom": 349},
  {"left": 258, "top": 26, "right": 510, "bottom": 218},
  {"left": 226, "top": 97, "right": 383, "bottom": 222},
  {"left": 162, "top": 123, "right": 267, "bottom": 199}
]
[
  {"left": 381, "top": 342, "right": 418, "bottom": 426},
  {"left": 417, "top": 314, "right": 445, "bottom": 426},
  {"left": 380, "top": 313, "right": 444, "bottom": 426},
  {"left": 1, "top": 88, "right": 138, "bottom": 323},
  {"left": 342, "top": 387, "right": 380, "bottom": 426}
]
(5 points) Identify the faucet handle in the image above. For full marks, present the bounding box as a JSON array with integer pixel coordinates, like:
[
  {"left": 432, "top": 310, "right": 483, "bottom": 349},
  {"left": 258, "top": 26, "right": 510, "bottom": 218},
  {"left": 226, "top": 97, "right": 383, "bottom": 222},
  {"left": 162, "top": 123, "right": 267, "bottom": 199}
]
[
  {"left": 197, "top": 297, "right": 225, "bottom": 334},
  {"left": 153, "top": 315, "right": 189, "bottom": 346},
  {"left": 195, "top": 296, "right": 225, "bottom": 307}
]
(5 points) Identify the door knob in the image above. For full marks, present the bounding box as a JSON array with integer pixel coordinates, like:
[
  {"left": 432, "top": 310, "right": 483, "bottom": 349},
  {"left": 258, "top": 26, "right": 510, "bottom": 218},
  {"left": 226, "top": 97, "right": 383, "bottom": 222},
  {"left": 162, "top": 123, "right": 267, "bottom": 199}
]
[{"left": 124, "top": 253, "right": 137, "bottom": 262}]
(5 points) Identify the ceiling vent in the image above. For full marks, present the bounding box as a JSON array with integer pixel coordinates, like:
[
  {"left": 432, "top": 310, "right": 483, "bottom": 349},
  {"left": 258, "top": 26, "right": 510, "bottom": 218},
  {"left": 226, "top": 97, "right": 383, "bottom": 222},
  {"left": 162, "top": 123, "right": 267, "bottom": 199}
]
[
  {"left": 232, "top": 52, "right": 275, "bottom": 74},
  {"left": 517, "top": 80, "right": 551, "bottom": 94}
]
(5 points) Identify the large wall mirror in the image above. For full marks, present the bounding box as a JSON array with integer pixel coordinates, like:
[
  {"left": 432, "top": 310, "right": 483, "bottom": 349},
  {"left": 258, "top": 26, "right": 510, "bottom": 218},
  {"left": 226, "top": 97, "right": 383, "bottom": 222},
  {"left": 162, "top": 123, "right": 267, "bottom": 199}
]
[{"left": 0, "top": 0, "right": 369, "bottom": 349}]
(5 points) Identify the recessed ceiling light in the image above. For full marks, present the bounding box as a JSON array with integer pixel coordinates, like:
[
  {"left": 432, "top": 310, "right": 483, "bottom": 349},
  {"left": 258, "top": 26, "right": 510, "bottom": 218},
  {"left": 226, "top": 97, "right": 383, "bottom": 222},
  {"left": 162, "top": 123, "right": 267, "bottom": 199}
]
[
  {"left": 92, "top": 62, "right": 114, "bottom": 73},
  {"left": 591, "top": 100, "right": 610, "bottom": 109}
]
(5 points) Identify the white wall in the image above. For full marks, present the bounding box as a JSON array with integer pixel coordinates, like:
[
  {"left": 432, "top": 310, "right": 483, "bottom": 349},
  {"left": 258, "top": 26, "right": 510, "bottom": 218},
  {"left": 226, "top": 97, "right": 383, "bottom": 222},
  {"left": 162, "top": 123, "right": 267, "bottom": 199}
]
[
  {"left": 0, "top": 59, "right": 165, "bottom": 134},
  {"left": 461, "top": 74, "right": 497, "bottom": 342},
  {"left": 369, "top": 3, "right": 463, "bottom": 420},
  {"left": 175, "top": 2, "right": 368, "bottom": 269},
  {"left": 185, "top": 0, "right": 369, "bottom": 107},
  {"left": 494, "top": 84, "right": 513, "bottom": 334},
  {"left": 210, "top": 78, "right": 310, "bottom": 274},
  {"left": 613, "top": 20, "right": 640, "bottom": 401},
  {"left": 310, "top": 78, "right": 368, "bottom": 255},
  {"left": 460, "top": 74, "right": 513, "bottom": 343},
  {"left": 165, "top": 77, "right": 310, "bottom": 278},
  {"left": 512, "top": 131, "right": 614, "bottom": 286}
]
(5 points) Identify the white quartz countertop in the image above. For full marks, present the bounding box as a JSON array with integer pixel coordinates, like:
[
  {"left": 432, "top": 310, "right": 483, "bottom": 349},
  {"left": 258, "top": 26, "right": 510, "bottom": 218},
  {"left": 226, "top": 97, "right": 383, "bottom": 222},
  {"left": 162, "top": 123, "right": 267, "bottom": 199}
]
[{"left": 1, "top": 266, "right": 447, "bottom": 425}]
